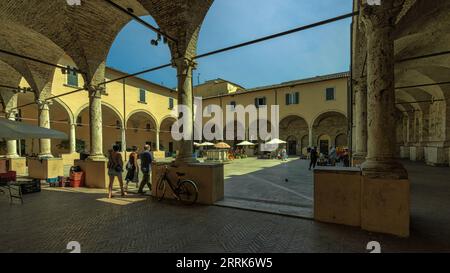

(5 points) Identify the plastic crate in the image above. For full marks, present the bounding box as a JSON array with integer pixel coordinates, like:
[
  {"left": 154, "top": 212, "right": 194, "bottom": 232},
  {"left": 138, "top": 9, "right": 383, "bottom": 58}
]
[{"left": 19, "top": 179, "right": 41, "bottom": 194}]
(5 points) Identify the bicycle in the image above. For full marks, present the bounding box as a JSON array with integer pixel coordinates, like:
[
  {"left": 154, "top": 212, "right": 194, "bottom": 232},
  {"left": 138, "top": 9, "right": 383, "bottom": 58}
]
[{"left": 155, "top": 165, "right": 199, "bottom": 205}]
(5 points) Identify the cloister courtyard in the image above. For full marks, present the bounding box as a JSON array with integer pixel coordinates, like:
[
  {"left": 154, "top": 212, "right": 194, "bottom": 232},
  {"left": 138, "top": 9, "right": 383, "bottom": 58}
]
[
  {"left": 1, "top": 157, "right": 449, "bottom": 253},
  {"left": 0, "top": 0, "right": 449, "bottom": 255}
]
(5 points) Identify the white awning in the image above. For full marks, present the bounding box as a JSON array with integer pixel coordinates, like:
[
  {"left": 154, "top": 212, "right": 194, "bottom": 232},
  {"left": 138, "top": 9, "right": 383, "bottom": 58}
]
[{"left": 0, "top": 118, "right": 68, "bottom": 140}]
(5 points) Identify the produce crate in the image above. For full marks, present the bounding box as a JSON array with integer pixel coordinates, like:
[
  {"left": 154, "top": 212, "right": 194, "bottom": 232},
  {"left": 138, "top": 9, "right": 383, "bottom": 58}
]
[
  {"left": 47, "top": 177, "right": 59, "bottom": 187},
  {"left": 16, "top": 179, "right": 41, "bottom": 194}
]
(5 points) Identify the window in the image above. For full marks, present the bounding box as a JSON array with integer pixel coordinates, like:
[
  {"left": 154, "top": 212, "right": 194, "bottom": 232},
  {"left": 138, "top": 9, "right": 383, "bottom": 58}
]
[
  {"left": 229, "top": 101, "right": 236, "bottom": 111},
  {"left": 286, "top": 92, "right": 300, "bottom": 105},
  {"left": 169, "top": 97, "right": 174, "bottom": 109},
  {"left": 67, "top": 71, "right": 78, "bottom": 87},
  {"left": 326, "top": 88, "right": 335, "bottom": 101},
  {"left": 255, "top": 97, "right": 267, "bottom": 108},
  {"left": 139, "top": 88, "right": 147, "bottom": 103}
]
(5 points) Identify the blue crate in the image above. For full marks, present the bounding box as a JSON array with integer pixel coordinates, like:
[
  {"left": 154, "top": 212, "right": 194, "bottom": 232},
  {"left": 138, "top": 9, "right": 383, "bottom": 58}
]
[{"left": 47, "top": 177, "right": 59, "bottom": 184}]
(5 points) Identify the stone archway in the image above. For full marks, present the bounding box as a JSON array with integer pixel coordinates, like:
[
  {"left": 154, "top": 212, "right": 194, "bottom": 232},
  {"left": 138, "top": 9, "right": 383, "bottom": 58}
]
[
  {"left": 76, "top": 103, "right": 123, "bottom": 156},
  {"left": 312, "top": 111, "right": 348, "bottom": 154},
  {"left": 126, "top": 111, "right": 158, "bottom": 152},
  {"left": 280, "top": 115, "right": 309, "bottom": 156},
  {"left": 160, "top": 116, "right": 177, "bottom": 156}
]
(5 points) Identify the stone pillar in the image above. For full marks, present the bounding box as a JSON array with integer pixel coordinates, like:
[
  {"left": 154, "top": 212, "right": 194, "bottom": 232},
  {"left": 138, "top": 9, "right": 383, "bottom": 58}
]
[
  {"left": 69, "top": 123, "right": 77, "bottom": 154},
  {"left": 37, "top": 100, "right": 53, "bottom": 158},
  {"left": 87, "top": 85, "right": 105, "bottom": 160},
  {"left": 309, "top": 127, "right": 314, "bottom": 148},
  {"left": 121, "top": 126, "right": 126, "bottom": 152},
  {"left": 360, "top": 1, "right": 407, "bottom": 179},
  {"left": 359, "top": 1, "right": 410, "bottom": 238},
  {"left": 353, "top": 77, "right": 368, "bottom": 164},
  {"left": 5, "top": 111, "right": 19, "bottom": 158},
  {"left": 173, "top": 57, "right": 197, "bottom": 164},
  {"left": 156, "top": 128, "right": 160, "bottom": 151}
]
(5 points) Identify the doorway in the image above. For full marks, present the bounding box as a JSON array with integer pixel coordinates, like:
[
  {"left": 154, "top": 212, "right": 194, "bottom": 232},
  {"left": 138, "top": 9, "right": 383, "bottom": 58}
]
[{"left": 287, "top": 140, "right": 297, "bottom": 155}]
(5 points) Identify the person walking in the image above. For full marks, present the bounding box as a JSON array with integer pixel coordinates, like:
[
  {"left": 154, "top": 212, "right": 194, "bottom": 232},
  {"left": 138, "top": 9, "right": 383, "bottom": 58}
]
[
  {"left": 281, "top": 147, "right": 288, "bottom": 161},
  {"left": 309, "top": 146, "right": 318, "bottom": 170},
  {"left": 107, "top": 144, "right": 126, "bottom": 198},
  {"left": 138, "top": 144, "right": 153, "bottom": 194},
  {"left": 125, "top": 146, "right": 139, "bottom": 191}
]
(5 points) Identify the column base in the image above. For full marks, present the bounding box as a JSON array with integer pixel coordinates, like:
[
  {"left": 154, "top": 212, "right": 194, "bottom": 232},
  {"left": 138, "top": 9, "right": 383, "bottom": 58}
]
[
  {"left": 361, "top": 159, "right": 408, "bottom": 179},
  {"left": 399, "top": 146, "right": 410, "bottom": 159},
  {"left": 61, "top": 153, "right": 81, "bottom": 167},
  {"left": 7, "top": 157, "right": 27, "bottom": 176},
  {"left": 88, "top": 154, "right": 107, "bottom": 161},
  {"left": 173, "top": 156, "right": 199, "bottom": 166},
  {"left": 152, "top": 151, "right": 166, "bottom": 160},
  {"left": 152, "top": 162, "right": 224, "bottom": 205},
  {"left": 38, "top": 154, "right": 54, "bottom": 159},
  {"left": 409, "top": 146, "right": 424, "bottom": 162},
  {"left": 28, "top": 158, "right": 63, "bottom": 180},
  {"left": 352, "top": 152, "right": 366, "bottom": 167},
  {"left": 314, "top": 167, "right": 362, "bottom": 227},
  {"left": 361, "top": 176, "right": 410, "bottom": 237},
  {"left": 75, "top": 159, "right": 109, "bottom": 189},
  {"left": 424, "top": 146, "right": 449, "bottom": 167}
]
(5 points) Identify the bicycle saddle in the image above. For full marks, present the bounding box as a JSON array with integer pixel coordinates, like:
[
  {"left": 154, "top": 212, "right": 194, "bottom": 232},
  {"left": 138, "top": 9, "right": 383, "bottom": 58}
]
[{"left": 176, "top": 172, "right": 186, "bottom": 177}]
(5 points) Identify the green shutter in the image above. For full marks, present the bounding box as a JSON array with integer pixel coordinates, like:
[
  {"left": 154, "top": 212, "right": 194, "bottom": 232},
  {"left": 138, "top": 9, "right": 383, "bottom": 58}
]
[
  {"left": 295, "top": 92, "right": 300, "bottom": 104},
  {"left": 286, "top": 94, "right": 290, "bottom": 105},
  {"left": 67, "top": 71, "right": 78, "bottom": 87}
]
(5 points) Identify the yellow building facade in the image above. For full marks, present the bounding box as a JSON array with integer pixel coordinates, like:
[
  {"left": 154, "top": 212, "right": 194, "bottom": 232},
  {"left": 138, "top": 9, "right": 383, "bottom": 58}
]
[{"left": 1, "top": 55, "right": 350, "bottom": 163}]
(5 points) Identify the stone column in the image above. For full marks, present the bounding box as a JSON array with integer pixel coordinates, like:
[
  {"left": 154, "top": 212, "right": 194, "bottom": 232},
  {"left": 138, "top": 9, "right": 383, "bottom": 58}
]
[
  {"left": 87, "top": 85, "right": 105, "bottom": 160},
  {"left": 173, "top": 57, "right": 197, "bottom": 164},
  {"left": 353, "top": 77, "right": 368, "bottom": 162},
  {"left": 156, "top": 128, "right": 160, "bottom": 151},
  {"left": 121, "top": 126, "right": 126, "bottom": 152},
  {"left": 69, "top": 123, "right": 77, "bottom": 154},
  {"left": 361, "top": 1, "right": 407, "bottom": 179},
  {"left": 37, "top": 100, "right": 53, "bottom": 158},
  {"left": 308, "top": 127, "right": 314, "bottom": 148},
  {"left": 5, "top": 111, "right": 19, "bottom": 158}
]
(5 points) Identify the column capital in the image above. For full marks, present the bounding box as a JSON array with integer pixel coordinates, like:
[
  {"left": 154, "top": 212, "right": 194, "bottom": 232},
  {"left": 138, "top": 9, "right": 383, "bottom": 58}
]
[
  {"left": 36, "top": 99, "right": 53, "bottom": 110},
  {"left": 85, "top": 84, "right": 106, "bottom": 98},
  {"left": 172, "top": 57, "right": 198, "bottom": 76},
  {"left": 5, "top": 110, "right": 18, "bottom": 120},
  {"left": 360, "top": 0, "right": 405, "bottom": 31}
]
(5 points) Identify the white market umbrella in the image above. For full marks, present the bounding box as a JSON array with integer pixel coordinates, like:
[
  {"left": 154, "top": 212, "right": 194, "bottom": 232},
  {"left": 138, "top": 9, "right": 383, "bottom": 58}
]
[
  {"left": 265, "top": 138, "right": 287, "bottom": 145},
  {"left": 0, "top": 118, "right": 68, "bottom": 140},
  {"left": 198, "top": 142, "right": 215, "bottom": 147},
  {"left": 236, "top": 141, "right": 255, "bottom": 146}
]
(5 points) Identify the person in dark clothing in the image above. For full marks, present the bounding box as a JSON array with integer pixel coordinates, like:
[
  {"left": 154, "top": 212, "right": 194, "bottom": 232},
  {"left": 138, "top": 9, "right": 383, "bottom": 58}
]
[
  {"left": 125, "top": 146, "right": 139, "bottom": 191},
  {"left": 309, "top": 147, "right": 318, "bottom": 170},
  {"left": 138, "top": 144, "right": 153, "bottom": 194}
]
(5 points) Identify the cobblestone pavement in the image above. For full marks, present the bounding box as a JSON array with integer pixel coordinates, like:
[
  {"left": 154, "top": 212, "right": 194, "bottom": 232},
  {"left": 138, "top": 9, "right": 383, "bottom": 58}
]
[
  {"left": 218, "top": 158, "right": 313, "bottom": 217},
  {"left": 0, "top": 160, "right": 449, "bottom": 253}
]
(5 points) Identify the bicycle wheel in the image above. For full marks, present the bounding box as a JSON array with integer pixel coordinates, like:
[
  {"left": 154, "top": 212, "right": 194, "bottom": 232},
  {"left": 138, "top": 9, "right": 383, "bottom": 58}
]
[
  {"left": 155, "top": 175, "right": 166, "bottom": 202},
  {"left": 177, "top": 180, "right": 198, "bottom": 205}
]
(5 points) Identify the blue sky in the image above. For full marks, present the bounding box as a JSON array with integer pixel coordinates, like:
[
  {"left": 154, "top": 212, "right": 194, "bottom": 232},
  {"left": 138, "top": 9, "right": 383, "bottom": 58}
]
[{"left": 107, "top": 0, "right": 353, "bottom": 89}]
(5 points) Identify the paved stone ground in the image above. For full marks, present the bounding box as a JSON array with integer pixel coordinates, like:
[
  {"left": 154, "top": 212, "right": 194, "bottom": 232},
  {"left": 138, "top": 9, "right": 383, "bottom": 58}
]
[
  {"left": 218, "top": 158, "right": 314, "bottom": 218},
  {"left": 0, "top": 160, "right": 449, "bottom": 253}
]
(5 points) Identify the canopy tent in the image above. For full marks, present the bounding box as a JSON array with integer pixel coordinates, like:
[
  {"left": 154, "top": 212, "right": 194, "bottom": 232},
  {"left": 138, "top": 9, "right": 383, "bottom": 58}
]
[
  {"left": 236, "top": 141, "right": 256, "bottom": 146},
  {"left": 265, "top": 138, "right": 287, "bottom": 145},
  {"left": 215, "top": 142, "right": 231, "bottom": 149},
  {"left": 0, "top": 118, "right": 67, "bottom": 140},
  {"left": 198, "top": 142, "right": 215, "bottom": 147}
]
